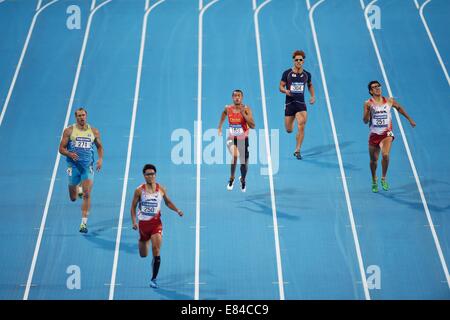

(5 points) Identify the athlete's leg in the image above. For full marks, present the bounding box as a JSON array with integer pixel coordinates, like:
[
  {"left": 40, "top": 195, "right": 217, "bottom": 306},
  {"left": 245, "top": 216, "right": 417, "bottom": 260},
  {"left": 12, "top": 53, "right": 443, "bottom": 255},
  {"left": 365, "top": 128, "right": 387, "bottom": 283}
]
[
  {"left": 69, "top": 185, "right": 77, "bottom": 202},
  {"left": 294, "top": 111, "right": 307, "bottom": 153},
  {"left": 379, "top": 137, "right": 393, "bottom": 179},
  {"left": 139, "top": 239, "right": 150, "bottom": 257},
  {"left": 238, "top": 138, "right": 249, "bottom": 181},
  {"left": 369, "top": 144, "right": 380, "bottom": 181},
  {"left": 227, "top": 139, "right": 239, "bottom": 180},
  {"left": 150, "top": 233, "right": 162, "bottom": 281},
  {"left": 67, "top": 165, "right": 80, "bottom": 201},
  {"left": 81, "top": 179, "right": 93, "bottom": 219},
  {"left": 284, "top": 116, "right": 295, "bottom": 133}
]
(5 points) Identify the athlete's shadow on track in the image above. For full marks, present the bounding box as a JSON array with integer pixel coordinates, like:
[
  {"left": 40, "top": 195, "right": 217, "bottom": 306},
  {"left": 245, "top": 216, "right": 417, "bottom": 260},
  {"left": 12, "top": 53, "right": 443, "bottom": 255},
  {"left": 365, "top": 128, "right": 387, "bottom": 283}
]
[
  {"left": 293, "top": 141, "right": 360, "bottom": 171},
  {"left": 377, "top": 178, "right": 450, "bottom": 213},
  {"left": 237, "top": 189, "right": 306, "bottom": 221},
  {"left": 80, "top": 218, "right": 138, "bottom": 254}
]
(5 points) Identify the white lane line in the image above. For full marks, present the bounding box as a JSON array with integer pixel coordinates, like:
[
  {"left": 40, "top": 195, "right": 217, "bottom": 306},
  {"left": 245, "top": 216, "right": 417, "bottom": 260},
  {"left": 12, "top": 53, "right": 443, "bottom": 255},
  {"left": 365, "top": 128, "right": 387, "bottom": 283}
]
[
  {"left": 360, "top": 0, "right": 365, "bottom": 10},
  {"left": 195, "top": 0, "right": 220, "bottom": 301},
  {"left": 23, "top": 0, "right": 112, "bottom": 300},
  {"left": 254, "top": 0, "right": 285, "bottom": 300},
  {"left": 309, "top": 0, "right": 370, "bottom": 300},
  {"left": 414, "top": 0, "right": 419, "bottom": 10},
  {"left": 418, "top": 0, "right": 450, "bottom": 86},
  {"left": 0, "top": 0, "right": 59, "bottom": 128},
  {"left": 108, "top": 0, "right": 166, "bottom": 301},
  {"left": 364, "top": 0, "right": 450, "bottom": 289}
]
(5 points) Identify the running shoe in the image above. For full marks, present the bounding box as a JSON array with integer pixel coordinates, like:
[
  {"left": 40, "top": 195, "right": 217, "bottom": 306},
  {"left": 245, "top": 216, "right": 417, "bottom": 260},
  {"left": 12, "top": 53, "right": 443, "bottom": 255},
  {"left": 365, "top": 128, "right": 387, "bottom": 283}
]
[
  {"left": 150, "top": 279, "right": 158, "bottom": 288},
  {"left": 294, "top": 151, "right": 302, "bottom": 160},
  {"left": 239, "top": 176, "right": 246, "bottom": 193},
  {"left": 227, "top": 178, "right": 235, "bottom": 191},
  {"left": 79, "top": 223, "right": 88, "bottom": 233},
  {"left": 372, "top": 180, "right": 379, "bottom": 193},
  {"left": 381, "top": 179, "right": 389, "bottom": 191}
]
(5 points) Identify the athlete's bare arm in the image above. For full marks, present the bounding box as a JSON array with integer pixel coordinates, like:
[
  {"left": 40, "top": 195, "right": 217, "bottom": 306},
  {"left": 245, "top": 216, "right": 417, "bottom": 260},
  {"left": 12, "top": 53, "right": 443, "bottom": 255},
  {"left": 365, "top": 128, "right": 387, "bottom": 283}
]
[
  {"left": 308, "top": 81, "right": 315, "bottom": 104},
  {"left": 363, "top": 101, "right": 371, "bottom": 124},
  {"left": 59, "top": 127, "right": 78, "bottom": 161},
  {"left": 279, "top": 80, "right": 292, "bottom": 96},
  {"left": 131, "top": 188, "right": 141, "bottom": 230},
  {"left": 217, "top": 107, "right": 228, "bottom": 136},
  {"left": 390, "top": 98, "right": 416, "bottom": 127},
  {"left": 160, "top": 186, "right": 183, "bottom": 217},
  {"left": 92, "top": 127, "right": 104, "bottom": 171},
  {"left": 241, "top": 105, "right": 255, "bottom": 129}
]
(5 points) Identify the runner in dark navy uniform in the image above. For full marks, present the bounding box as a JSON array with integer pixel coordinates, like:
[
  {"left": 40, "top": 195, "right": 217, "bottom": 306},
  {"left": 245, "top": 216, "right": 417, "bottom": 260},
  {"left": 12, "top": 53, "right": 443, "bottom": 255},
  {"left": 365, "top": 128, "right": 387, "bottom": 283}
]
[{"left": 280, "top": 50, "right": 315, "bottom": 159}]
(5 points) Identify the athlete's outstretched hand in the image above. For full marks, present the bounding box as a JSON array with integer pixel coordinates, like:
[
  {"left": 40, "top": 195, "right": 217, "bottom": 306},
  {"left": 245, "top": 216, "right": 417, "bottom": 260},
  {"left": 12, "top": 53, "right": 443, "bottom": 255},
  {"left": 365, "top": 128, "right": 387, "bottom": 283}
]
[
  {"left": 132, "top": 222, "right": 138, "bottom": 230},
  {"left": 218, "top": 128, "right": 222, "bottom": 136},
  {"left": 310, "top": 96, "right": 316, "bottom": 104},
  {"left": 409, "top": 119, "right": 416, "bottom": 128},
  {"left": 177, "top": 209, "right": 184, "bottom": 217}
]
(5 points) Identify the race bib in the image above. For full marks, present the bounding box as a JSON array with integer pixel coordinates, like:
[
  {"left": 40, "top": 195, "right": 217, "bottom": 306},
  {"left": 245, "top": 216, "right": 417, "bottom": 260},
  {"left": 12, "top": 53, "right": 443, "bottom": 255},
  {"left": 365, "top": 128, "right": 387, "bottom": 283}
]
[
  {"left": 141, "top": 200, "right": 157, "bottom": 216},
  {"left": 290, "top": 82, "right": 304, "bottom": 93},
  {"left": 373, "top": 114, "right": 388, "bottom": 128},
  {"left": 75, "top": 137, "right": 92, "bottom": 149},
  {"left": 229, "top": 124, "right": 244, "bottom": 136}
]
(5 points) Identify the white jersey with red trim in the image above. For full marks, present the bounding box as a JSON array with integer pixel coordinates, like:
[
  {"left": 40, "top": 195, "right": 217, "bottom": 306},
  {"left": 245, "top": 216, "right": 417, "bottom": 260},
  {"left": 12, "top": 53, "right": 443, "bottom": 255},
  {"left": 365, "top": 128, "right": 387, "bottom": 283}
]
[
  {"left": 137, "top": 183, "right": 162, "bottom": 222},
  {"left": 368, "top": 97, "right": 393, "bottom": 135}
]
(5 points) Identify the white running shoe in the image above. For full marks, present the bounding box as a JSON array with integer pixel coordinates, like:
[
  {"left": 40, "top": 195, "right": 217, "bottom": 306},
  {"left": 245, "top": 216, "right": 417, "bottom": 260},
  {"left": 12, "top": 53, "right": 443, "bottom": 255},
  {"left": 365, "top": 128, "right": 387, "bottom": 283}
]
[{"left": 226, "top": 178, "right": 234, "bottom": 191}]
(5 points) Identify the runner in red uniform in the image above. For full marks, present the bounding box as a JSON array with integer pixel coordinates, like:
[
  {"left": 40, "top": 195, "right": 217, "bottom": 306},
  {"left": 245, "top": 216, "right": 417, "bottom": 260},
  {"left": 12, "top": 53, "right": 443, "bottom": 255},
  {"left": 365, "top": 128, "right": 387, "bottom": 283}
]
[
  {"left": 130, "top": 164, "right": 184, "bottom": 288},
  {"left": 218, "top": 90, "right": 255, "bottom": 192},
  {"left": 363, "top": 81, "right": 416, "bottom": 192}
]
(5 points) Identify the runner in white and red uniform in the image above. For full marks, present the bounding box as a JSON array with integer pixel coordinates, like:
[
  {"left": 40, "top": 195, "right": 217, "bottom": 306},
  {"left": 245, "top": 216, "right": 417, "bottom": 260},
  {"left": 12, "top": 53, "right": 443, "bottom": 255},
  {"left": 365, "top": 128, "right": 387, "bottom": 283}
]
[
  {"left": 130, "top": 164, "right": 184, "bottom": 288},
  {"left": 363, "top": 81, "right": 416, "bottom": 192},
  {"left": 218, "top": 90, "right": 255, "bottom": 192}
]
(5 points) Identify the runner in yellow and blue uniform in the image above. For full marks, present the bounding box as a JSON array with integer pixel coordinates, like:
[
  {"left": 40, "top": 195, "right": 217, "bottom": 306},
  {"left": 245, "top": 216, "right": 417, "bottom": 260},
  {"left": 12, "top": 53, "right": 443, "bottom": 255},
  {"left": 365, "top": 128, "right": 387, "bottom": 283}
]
[{"left": 59, "top": 108, "right": 104, "bottom": 233}]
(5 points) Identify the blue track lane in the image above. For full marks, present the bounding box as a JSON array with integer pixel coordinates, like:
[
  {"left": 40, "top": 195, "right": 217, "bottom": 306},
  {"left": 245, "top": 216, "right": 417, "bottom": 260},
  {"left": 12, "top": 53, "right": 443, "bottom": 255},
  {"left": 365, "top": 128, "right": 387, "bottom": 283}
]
[
  {"left": 199, "top": 0, "right": 279, "bottom": 300},
  {"left": 113, "top": 0, "right": 197, "bottom": 300},
  {"left": 27, "top": 0, "right": 142, "bottom": 299},
  {"left": 259, "top": 0, "right": 365, "bottom": 299},
  {"left": 0, "top": 0, "right": 88, "bottom": 299}
]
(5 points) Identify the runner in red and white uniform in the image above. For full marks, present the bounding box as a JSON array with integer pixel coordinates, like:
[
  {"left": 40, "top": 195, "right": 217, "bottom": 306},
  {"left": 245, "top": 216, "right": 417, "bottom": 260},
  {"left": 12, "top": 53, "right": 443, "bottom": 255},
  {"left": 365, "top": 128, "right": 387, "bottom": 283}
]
[
  {"left": 363, "top": 81, "right": 416, "bottom": 192},
  {"left": 130, "top": 164, "right": 184, "bottom": 288},
  {"left": 218, "top": 89, "right": 255, "bottom": 192}
]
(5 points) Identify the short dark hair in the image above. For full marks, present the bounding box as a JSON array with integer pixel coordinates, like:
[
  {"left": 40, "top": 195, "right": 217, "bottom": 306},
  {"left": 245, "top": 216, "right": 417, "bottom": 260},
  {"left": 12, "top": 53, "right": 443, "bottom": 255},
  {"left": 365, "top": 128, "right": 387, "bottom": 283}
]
[
  {"left": 142, "top": 164, "right": 157, "bottom": 174},
  {"left": 292, "top": 50, "right": 306, "bottom": 59},
  {"left": 368, "top": 80, "right": 381, "bottom": 95},
  {"left": 232, "top": 89, "right": 243, "bottom": 96},
  {"left": 74, "top": 107, "right": 87, "bottom": 116}
]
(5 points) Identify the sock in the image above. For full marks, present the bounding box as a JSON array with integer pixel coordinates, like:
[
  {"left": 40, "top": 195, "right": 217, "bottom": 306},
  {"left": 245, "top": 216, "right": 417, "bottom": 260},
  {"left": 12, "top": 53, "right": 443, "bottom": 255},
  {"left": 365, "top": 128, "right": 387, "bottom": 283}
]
[
  {"left": 82, "top": 217, "right": 88, "bottom": 225},
  {"left": 152, "top": 256, "right": 161, "bottom": 281},
  {"left": 240, "top": 163, "right": 248, "bottom": 181}
]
